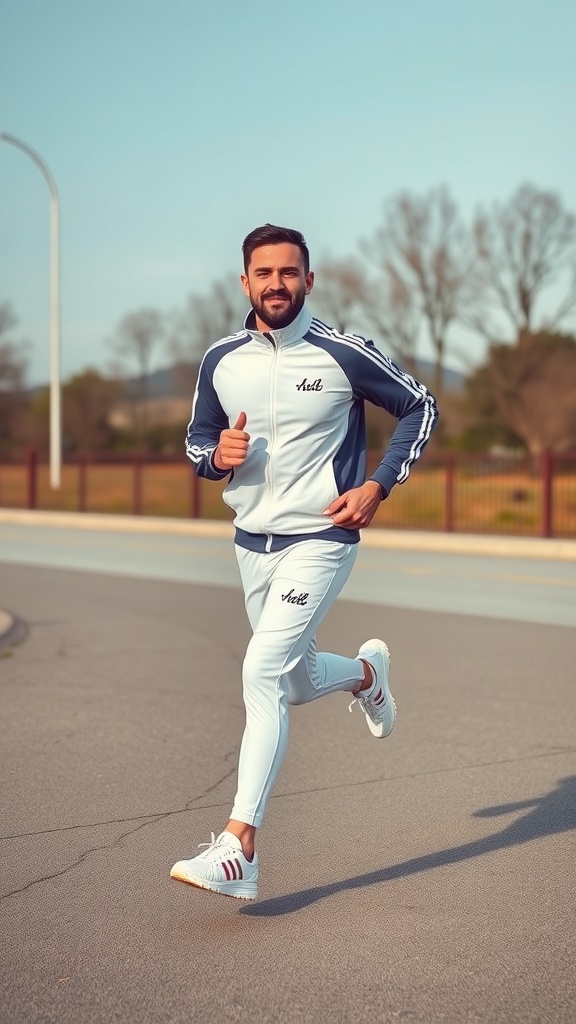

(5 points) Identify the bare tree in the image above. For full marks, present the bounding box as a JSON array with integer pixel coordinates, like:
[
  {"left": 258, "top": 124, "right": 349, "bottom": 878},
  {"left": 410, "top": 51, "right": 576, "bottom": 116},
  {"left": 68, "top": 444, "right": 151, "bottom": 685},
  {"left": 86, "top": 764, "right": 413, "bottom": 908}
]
[
  {"left": 0, "top": 302, "right": 16, "bottom": 340},
  {"left": 359, "top": 265, "right": 421, "bottom": 376},
  {"left": 365, "top": 186, "right": 476, "bottom": 397},
  {"left": 169, "top": 273, "right": 249, "bottom": 364},
  {"left": 108, "top": 308, "right": 165, "bottom": 438},
  {"left": 310, "top": 258, "right": 368, "bottom": 333},
  {"left": 110, "top": 308, "right": 165, "bottom": 382},
  {"left": 308, "top": 256, "right": 422, "bottom": 375},
  {"left": 473, "top": 184, "right": 576, "bottom": 340}
]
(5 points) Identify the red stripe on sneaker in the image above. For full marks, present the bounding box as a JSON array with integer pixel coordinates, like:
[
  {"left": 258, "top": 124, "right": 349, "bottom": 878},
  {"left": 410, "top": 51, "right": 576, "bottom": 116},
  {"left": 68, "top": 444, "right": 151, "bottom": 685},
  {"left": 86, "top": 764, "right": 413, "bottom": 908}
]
[
  {"left": 234, "top": 858, "right": 243, "bottom": 879},
  {"left": 222, "top": 860, "right": 232, "bottom": 881}
]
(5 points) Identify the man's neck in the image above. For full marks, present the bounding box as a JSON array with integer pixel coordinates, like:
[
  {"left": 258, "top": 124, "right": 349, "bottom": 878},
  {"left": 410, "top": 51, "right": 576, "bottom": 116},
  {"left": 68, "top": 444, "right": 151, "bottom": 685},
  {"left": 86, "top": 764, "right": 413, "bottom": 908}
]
[{"left": 254, "top": 313, "right": 276, "bottom": 333}]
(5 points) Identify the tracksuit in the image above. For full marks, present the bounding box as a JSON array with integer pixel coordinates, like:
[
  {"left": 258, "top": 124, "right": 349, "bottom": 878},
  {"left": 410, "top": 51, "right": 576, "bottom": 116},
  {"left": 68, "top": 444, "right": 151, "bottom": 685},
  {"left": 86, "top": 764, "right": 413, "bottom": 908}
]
[{"left": 186, "top": 304, "right": 438, "bottom": 826}]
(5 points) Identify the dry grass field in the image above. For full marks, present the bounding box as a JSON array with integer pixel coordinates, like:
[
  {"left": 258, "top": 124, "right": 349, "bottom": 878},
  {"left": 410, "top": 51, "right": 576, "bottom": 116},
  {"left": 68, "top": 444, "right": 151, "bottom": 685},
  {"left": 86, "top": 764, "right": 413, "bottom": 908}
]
[{"left": 1, "top": 455, "right": 576, "bottom": 537}]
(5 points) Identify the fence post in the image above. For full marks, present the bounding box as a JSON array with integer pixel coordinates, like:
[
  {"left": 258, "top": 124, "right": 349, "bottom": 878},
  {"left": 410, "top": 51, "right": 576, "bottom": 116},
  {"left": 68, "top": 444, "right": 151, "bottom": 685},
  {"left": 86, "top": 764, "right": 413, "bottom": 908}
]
[
  {"left": 78, "top": 455, "right": 87, "bottom": 512},
  {"left": 133, "top": 455, "right": 142, "bottom": 515},
  {"left": 541, "top": 449, "right": 553, "bottom": 538},
  {"left": 189, "top": 471, "right": 200, "bottom": 519},
  {"left": 444, "top": 454, "right": 455, "bottom": 532},
  {"left": 27, "top": 447, "right": 37, "bottom": 510}
]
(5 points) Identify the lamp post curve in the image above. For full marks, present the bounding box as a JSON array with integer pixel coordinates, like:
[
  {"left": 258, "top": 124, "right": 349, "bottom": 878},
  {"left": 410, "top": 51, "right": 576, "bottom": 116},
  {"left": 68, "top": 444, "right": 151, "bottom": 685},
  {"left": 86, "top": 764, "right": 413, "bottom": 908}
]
[{"left": 1, "top": 131, "right": 61, "bottom": 489}]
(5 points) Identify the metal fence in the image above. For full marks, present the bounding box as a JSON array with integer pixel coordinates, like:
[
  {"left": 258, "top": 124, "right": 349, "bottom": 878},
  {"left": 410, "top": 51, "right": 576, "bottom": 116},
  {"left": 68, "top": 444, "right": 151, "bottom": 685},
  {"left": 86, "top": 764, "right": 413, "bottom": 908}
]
[{"left": 1, "top": 449, "right": 575, "bottom": 538}]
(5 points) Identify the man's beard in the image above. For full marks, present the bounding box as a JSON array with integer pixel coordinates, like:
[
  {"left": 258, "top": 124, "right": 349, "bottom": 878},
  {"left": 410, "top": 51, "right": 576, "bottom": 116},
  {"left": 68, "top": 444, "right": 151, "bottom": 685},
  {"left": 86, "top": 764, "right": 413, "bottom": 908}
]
[{"left": 249, "top": 286, "right": 306, "bottom": 330}]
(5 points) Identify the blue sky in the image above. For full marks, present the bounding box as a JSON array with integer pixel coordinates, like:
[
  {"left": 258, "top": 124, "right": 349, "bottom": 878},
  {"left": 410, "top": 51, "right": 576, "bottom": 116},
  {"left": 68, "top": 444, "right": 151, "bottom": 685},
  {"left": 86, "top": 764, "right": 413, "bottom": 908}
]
[{"left": 2, "top": 0, "right": 575, "bottom": 384}]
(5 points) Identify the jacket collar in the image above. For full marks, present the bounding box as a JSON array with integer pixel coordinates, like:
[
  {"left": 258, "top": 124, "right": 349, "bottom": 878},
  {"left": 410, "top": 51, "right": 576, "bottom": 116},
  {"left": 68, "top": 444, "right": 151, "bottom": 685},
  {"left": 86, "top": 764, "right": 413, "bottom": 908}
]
[{"left": 243, "top": 303, "right": 313, "bottom": 346}]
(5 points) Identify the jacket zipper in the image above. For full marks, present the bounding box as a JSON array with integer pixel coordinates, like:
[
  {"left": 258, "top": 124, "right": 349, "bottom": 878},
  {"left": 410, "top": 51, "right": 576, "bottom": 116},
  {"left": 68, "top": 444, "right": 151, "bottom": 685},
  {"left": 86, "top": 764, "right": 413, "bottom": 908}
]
[{"left": 262, "top": 335, "right": 278, "bottom": 550}]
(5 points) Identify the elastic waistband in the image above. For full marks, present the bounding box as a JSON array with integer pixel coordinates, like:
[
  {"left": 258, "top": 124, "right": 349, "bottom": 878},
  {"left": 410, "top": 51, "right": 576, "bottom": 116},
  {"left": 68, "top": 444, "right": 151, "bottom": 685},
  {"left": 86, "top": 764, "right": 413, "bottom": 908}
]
[{"left": 234, "top": 526, "right": 360, "bottom": 553}]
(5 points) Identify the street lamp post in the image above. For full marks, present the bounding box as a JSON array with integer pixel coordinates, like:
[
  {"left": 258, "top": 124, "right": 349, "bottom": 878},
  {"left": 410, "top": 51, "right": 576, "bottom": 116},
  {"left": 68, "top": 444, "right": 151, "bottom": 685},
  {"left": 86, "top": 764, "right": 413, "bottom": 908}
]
[{"left": 1, "top": 131, "right": 61, "bottom": 489}]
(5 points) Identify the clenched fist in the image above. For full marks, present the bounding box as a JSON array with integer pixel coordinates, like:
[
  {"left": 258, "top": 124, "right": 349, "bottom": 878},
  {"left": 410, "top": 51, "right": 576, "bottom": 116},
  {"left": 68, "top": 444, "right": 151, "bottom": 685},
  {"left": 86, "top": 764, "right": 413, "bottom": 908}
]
[{"left": 213, "top": 412, "right": 250, "bottom": 470}]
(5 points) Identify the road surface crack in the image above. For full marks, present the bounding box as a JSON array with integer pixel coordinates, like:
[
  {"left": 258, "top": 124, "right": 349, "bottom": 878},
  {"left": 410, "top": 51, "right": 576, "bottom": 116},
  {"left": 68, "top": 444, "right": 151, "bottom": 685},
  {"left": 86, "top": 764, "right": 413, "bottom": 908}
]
[{"left": 0, "top": 755, "right": 238, "bottom": 901}]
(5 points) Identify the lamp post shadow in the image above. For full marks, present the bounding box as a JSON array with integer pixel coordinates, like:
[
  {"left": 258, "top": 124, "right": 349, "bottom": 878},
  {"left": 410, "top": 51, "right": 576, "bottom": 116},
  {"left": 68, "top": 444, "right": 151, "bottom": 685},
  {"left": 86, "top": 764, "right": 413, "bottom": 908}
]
[{"left": 242, "top": 774, "right": 576, "bottom": 917}]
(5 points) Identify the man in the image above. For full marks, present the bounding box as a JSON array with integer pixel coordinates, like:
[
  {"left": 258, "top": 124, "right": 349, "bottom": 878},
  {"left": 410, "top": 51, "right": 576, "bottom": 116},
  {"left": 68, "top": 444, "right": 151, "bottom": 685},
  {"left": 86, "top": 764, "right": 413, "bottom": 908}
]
[{"left": 170, "top": 224, "right": 438, "bottom": 900}]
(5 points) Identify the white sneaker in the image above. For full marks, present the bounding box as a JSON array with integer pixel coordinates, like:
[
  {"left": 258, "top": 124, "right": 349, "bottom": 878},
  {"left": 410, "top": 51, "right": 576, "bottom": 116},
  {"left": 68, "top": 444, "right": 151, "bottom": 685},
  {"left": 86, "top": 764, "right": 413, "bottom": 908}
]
[
  {"left": 170, "top": 830, "right": 258, "bottom": 900},
  {"left": 350, "top": 638, "right": 396, "bottom": 738}
]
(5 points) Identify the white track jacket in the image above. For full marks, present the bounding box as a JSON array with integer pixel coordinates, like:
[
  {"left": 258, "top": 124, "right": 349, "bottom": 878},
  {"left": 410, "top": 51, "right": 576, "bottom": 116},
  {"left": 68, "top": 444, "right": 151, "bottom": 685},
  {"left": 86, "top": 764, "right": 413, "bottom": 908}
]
[{"left": 186, "top": 305, "right": 438, "bottom": 552}]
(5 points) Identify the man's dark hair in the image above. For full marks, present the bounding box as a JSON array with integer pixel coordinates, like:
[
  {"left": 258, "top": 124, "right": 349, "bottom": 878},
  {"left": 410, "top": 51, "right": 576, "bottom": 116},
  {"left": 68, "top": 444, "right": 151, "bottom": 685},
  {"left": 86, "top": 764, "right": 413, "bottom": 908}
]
[{"left": 242, "top": 224, "right": 310, "bottom": 274}]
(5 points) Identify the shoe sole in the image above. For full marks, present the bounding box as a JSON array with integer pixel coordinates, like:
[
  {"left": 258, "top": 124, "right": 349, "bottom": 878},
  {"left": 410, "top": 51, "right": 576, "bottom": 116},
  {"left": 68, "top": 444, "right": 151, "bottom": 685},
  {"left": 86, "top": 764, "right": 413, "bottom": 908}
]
[
  {"left": 358, "top": 638, "right": 396, "bottom": 739},
  {"left": 170, "top": 870, "right": 257, "bottom": 901}
]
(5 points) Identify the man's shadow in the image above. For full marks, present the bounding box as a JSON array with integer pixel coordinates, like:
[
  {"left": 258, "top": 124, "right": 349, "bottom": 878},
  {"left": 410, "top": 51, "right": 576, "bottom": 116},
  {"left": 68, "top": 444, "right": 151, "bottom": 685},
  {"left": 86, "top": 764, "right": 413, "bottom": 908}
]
[{"left": 241, "top": 774, "right": 576, "bottom": 917}]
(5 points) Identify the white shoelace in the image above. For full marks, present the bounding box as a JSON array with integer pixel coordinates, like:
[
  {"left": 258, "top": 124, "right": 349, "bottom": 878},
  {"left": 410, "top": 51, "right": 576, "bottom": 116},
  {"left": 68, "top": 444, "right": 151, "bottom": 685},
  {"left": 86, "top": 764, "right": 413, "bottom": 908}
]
[
  {"left": 197, "top": 832, "right": 218, "bottom": 854},
  {"left": 197, "top": 832, "right": 239, "bottom": 861},
  {"left": 348, "top": 690, "right": 385, "bottom": 714}
]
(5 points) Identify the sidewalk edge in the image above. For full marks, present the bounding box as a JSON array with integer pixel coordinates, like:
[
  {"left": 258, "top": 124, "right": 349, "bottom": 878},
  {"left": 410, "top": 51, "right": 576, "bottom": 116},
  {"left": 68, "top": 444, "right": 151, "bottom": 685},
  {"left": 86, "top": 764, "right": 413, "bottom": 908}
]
[{"left": 1, "top": 508, "right": 575, "bottom": 560}]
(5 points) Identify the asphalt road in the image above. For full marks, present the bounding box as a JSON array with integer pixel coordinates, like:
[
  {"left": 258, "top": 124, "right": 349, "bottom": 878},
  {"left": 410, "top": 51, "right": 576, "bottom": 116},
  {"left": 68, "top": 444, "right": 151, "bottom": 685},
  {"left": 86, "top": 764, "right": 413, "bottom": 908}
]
[{"left": 1, "top": 522, "right": 575, "bottom": 1023}]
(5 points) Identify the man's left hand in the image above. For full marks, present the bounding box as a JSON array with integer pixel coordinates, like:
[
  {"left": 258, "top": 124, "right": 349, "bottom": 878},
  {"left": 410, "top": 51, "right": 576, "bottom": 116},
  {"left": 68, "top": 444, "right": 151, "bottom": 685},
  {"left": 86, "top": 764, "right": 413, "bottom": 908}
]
[{"left": 323, "top": 480, "right": 385, "bottom": 529}]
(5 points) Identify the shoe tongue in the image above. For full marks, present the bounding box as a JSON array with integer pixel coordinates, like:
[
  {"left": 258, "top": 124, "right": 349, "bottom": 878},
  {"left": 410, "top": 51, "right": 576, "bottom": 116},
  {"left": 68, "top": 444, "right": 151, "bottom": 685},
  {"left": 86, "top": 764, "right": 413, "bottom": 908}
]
[{"left": 217, "top": 830, "right": 243, "bottom": 851}]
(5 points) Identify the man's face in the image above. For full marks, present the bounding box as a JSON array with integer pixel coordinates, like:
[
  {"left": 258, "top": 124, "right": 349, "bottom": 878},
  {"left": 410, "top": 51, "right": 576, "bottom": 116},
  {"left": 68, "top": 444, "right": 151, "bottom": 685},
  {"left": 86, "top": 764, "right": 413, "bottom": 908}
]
[{"left": 241, "top": 243, "right": 314, "bottom": 330}]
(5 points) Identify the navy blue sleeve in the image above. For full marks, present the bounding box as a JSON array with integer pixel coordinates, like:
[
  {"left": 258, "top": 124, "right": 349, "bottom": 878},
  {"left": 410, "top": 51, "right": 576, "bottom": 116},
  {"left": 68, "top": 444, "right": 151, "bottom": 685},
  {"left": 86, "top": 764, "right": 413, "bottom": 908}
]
[
  {"left": 350, "top": 340, "right": 438, "bottom": 496},
  {"left": 308, "top": 330, "right": 438, "bottom": 496},
  {"left": 185, "top": 356, "right": 231, "bottom": 481}
]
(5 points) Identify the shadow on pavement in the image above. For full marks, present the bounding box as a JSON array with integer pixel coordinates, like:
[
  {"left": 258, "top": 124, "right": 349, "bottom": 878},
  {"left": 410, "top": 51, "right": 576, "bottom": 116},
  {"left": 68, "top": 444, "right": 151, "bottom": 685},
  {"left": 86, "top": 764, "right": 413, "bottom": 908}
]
[{"left": 242, "top": 775, "right": 576, "bottom": 917}]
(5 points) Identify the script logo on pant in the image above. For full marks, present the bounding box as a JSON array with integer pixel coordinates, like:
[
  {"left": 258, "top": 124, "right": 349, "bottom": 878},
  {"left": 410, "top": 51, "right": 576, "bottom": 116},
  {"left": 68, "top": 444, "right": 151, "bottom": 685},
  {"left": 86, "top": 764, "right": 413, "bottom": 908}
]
[{"left": 281, "top": 588, "right": 309, "bottom": 606}]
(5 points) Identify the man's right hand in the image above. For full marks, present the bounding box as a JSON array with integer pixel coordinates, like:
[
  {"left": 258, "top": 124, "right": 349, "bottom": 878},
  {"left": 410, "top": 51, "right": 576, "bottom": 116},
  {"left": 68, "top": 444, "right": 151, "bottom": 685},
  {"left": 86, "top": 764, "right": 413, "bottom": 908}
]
[{"left": 213, "top": 412, "right": 250, "bottom": 470}]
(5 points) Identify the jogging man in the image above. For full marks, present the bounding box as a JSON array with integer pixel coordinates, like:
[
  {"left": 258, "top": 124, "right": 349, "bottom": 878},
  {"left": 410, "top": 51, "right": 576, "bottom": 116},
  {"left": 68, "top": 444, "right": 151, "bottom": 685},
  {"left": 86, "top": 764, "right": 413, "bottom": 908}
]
[{"left": 170, "top": 224, "right": 438, "bottom": 900}]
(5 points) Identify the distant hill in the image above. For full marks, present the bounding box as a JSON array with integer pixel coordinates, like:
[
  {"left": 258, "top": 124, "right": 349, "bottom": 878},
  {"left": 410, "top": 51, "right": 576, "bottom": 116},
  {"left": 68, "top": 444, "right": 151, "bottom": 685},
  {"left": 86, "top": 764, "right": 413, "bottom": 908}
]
[
  {"left": 414, "top": 361, "right": 464, "bottom": 393},
  {"left": 123, "top": 362, "right": 197, "bottom": 400},
  {"left": 27, "top": 363, "right": 199, "bottom": 400}
]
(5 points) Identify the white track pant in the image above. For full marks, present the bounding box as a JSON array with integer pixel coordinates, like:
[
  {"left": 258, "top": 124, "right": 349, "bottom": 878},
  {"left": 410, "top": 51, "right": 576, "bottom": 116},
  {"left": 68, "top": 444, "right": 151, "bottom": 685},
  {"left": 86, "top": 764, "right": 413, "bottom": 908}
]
[{"left": 231, "top": 539, "right": 365, "bottom": 827}]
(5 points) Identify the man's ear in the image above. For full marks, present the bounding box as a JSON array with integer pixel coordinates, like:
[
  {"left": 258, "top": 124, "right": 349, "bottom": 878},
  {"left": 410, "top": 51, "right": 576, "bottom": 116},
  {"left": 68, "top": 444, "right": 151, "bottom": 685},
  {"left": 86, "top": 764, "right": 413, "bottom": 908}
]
[{"left": 305, "top": 271, "right": 314, "bottom": 295}]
